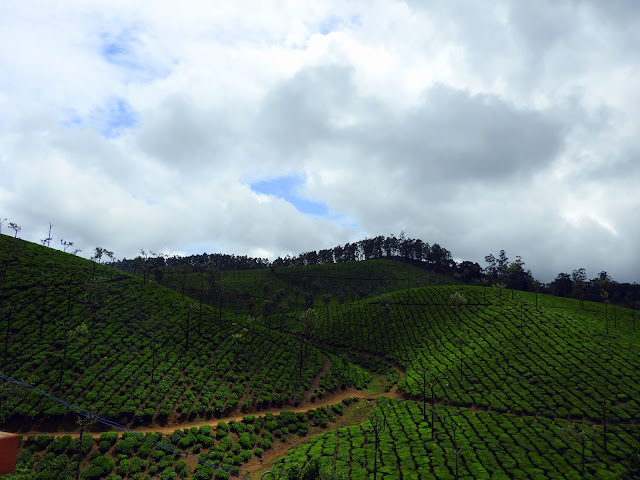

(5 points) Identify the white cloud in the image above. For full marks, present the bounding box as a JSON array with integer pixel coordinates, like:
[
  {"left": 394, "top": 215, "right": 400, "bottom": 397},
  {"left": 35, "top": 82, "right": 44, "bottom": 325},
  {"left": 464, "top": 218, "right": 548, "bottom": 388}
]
[{"left": 1, "top": 0, "right": 639, "bottom": 282}]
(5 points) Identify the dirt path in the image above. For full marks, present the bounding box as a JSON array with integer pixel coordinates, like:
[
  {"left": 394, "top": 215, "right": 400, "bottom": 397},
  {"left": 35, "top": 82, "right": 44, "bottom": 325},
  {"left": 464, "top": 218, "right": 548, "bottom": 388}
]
[
  {"left": 242, "top": 398, "right": 379, "bottom": 478},
  {"left": 22, "top": 350, "right": 406, "bottom": 439},
  {"left": 24, "top": 374, "right": 404, "bottom": 438}
]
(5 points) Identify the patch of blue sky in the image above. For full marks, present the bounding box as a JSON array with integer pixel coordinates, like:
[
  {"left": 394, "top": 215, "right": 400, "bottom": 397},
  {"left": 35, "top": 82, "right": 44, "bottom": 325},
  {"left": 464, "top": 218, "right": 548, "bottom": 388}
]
[
  {"left": 59, "top": 108, "right": 83, "bottom": 128},
  {"left": 319, "top": 14, "right": 362, "bottom": 35},
  {"left": 100, "top": 28, "right": 171, "bottom": 83},
  {"left": 60, "top": 97, "right": 138, "bottom": 138},
  {"left": 250, "top": 174, "right": 329, "bottom": 216},
  {"left": 92, "top": 97, "right": 138, "bottom": 138},
  {"left": 320, "top": 16, "right": 341, "bottom": 35}
]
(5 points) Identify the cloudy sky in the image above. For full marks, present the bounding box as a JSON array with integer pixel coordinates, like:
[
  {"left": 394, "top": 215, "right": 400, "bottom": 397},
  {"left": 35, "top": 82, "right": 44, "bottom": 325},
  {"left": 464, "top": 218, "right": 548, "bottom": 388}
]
[{"left": 1, "top": 1, "right": 639, "bottom": 282}]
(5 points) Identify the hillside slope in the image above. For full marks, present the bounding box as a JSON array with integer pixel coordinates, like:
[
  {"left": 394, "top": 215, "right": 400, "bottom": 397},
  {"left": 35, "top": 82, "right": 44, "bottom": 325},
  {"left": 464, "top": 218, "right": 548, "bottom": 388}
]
[{"left": 0, "top": 237, "right": 359, "bottom": 429}]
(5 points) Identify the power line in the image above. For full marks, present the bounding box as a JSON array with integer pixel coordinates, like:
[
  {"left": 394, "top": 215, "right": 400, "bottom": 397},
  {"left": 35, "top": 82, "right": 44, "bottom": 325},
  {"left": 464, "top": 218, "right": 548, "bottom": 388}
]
[{"left": 0, "top": 372, "right": 240, "bottom": 477}]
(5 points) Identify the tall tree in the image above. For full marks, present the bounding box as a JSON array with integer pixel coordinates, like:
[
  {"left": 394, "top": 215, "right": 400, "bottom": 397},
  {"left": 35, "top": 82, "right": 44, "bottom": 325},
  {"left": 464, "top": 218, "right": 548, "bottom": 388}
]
[
  {"left": 297, "top": 308, "right": 317, "bottom": 381},
  {"left": 417, "top": 366, "right": 446, "bottom": 439},
  {"left": 182, "top": 302, "right": 196, "bottom": 351},
  {"left": 57, "top": 274, "right": 76, "bottom": 390},
  {"left": 8, "top": 222, "right": 21, "bottom": 238},
  {"left": 450, "top": 291, "right": 468, "bottom": 329},
  {"left": 454, "top": 336, "right": 468, "bottom": 383},
  {"left": 572, "top": 268, "right": 587, "bottom": 310},
  {"left": 38, "top": 274, "right": 50, "bottom": 342},
  {"left": 494, "top": 282, "right": 506, "bottom": 312},
  {"left": 444, "top": 418, "right": 464, "bottom": 480},
  {"left": 84, "top": 278, "right": 108, "bottom": 367},
  {"left": 560, "top": 422, "right": 590, "bottom": 476},
  {"left": 60, "top": 239, "right": 74, "bottom": 252},
  {"left": 46, "top": 222, "right": 53, "bottom": 247},
  {"left": 367, "top": 407, "right": 387, "bottom": 480},
  {"left": 59, "top": 322, "right": 88, "bottom": 391}
]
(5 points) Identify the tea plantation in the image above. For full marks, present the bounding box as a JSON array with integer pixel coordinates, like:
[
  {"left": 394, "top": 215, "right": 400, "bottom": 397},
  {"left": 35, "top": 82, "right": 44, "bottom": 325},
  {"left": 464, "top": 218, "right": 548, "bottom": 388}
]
[{"left": 2, "top": 235, "right": 640, "bottom": 479}]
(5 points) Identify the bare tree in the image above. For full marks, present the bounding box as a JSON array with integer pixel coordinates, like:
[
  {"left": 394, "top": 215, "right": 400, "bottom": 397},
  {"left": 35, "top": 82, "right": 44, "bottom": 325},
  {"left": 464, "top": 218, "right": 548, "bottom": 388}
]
[
  {"left": 8, "top": 222, "right": 21, "bottom": 238},
  {"left": 92, "top": 247, "right": 105, "bottom": 264},
  {"left": 450, "top": 291, "right": 468, "bottom": 329},
  {"left": 443, "top": 417, "right": 464, "bottom": 480},
  {"left": 602, "top": 397, "right": 609, "bottom": 453},
  {"left": 297, "top": 308, "right": 317, "bottom": 380},
  {"left": 367, "top": 406, "right": 387, "bottom": 480},
  {"left": 3, "top": 301, "right": 14, "bottom": 366},
  {"left": 532, "top": 280, "right": 543, "bottom": 309},
  {"left": 0, "top": 218, "right": 6, "bottom": 235},
  {"left": 38, "top": 273, "right": 50, "bottom": 342},
  {"left": 58, "top": 322, "right": 88, "bottom": 391},
  {"left": 84, "top": 278, "right": 108, "bottom": 367},
  {"left": 61, "top": 239, "right": 74, "bottom": 252},
  {"left": 493, "top": 282, "right": 507, "bottom": 312},
  {"left": 559, "top": 422, "right": 591, "bottom": 476},
  {"left": 417, "top": 365, "right": 447, "bottom": 439},
  {"left": 503, "top": 347, "right": 513, "bottom": 380},
  {"left": 454, "top": 336, "right": 468, "bottom": 383},
  {"left": 182, "top": 302, "right": 196, "bottom": 351},
  {"left": 601, "top": 290, "right": 610, "bottom": 334},
  {"left": 379, "top": 295, "right": 392, "bottom": 336},
  {"left": 75, "top": 413, "right": 95, "bottom": 480},
  {"left": 322, "top": 293, "right": 332, "bottom": 319},
  {"left": 41, "top": 222, "right": 53, "bottom": 247}
]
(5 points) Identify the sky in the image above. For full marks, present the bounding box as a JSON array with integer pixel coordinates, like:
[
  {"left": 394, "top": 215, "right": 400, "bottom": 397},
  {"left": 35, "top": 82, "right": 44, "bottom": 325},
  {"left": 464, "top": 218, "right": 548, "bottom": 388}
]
[{"left": 1, "top": 1, "right": 639, "bottom": 283}]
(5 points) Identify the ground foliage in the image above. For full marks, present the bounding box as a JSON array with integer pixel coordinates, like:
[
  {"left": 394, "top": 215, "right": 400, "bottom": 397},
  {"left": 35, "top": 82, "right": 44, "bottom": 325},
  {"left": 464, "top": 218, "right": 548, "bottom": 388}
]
[
  {"left": 3, "top": 235, "right": 640, "bottom": 479},
  {"left": 0, "top": 236, "right": 362, "bottom": 427},
  {"left": 7, "top": 402, "right": 351, "bottom": 479},
  {"left": 271, "top": 399, "right": 640, "bottom": 479},
  {"left": 301, "top": 284, "right": 640, "bottom": 422}
]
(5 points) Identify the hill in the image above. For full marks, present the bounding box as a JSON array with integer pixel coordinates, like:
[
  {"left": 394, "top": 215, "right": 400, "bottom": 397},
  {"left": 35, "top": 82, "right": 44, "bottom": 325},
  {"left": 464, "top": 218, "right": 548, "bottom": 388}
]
[
  {"left": 2, "top": 235, "right": 640, "bottom": 479},
  {"left": 0, "top": 236, "right": 367, "bottom": 430}
]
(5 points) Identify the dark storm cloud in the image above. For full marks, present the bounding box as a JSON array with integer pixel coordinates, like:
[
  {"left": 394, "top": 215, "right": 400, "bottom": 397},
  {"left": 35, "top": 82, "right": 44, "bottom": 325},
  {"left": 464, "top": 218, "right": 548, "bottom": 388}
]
[
  {"left": 255, "top": 64, "right": 566, "bottom": 183},
  {"left": 365, "top": 85, "right": 566, "bottom": 183}
]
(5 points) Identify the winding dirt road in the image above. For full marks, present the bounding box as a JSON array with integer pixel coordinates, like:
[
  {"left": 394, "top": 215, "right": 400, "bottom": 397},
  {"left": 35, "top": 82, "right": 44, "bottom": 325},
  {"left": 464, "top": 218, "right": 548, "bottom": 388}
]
[{"left": 23, "top": 361, "right": 405, "bottom": 439}]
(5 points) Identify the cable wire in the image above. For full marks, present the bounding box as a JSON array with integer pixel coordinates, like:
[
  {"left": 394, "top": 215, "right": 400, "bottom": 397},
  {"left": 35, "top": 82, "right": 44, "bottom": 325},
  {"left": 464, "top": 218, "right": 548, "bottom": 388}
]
[{"left": 0, "top": 372, "right": 239, "bottom": 477}]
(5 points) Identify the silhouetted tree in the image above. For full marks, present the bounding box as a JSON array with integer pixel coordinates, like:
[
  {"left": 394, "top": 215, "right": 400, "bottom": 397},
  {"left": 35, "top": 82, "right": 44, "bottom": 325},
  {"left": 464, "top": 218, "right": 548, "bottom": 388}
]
[
  {"left": 8, "top": 222, "right": 21, "bottom": 238},
  {"left": 572, "top": 268, "right": 587, "bottom": 310},
  {"left": 61, "top": 239, "right": 74, "bottom": 252},
  {"left": 46, "top": 222, "right": 53, "bottom": 247}
]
